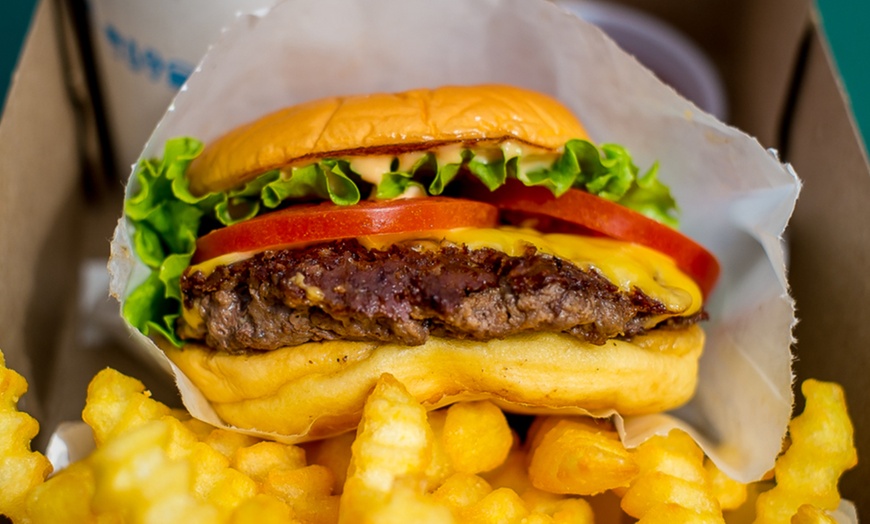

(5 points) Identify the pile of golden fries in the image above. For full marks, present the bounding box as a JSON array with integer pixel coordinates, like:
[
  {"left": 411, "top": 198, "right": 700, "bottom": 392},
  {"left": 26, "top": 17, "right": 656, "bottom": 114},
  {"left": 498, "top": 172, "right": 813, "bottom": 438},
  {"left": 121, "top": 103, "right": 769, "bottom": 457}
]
[{"left": 0, "top": 348, "right": 857, "bottom": 523}]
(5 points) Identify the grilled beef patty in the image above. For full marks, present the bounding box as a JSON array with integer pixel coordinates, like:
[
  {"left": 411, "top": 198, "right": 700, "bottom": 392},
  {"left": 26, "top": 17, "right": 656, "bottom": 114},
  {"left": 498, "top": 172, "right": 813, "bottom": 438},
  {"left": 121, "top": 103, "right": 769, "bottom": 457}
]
[{"left": 178, "top": 239, "right": 704, "bottom": 353}]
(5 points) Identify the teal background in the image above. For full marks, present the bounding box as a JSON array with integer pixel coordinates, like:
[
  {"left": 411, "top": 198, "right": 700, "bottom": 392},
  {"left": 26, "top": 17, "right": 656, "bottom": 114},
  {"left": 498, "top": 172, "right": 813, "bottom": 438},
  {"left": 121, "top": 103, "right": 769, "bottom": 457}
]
[
  {"left": 815, "top": 0, "right": 869, "bottom": 153},
  {"left": 1, "top": 1, "right": 867, "bottom": 152},
  {"left": 0, "top": 0, "right": 38, "bottom": 111}
]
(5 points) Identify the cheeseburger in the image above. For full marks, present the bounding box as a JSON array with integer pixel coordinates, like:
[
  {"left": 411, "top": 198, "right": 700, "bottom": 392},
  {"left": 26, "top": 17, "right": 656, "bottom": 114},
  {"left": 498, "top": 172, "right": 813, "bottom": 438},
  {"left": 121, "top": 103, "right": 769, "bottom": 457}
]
[{"left": 122, "top": 84, "right": 719, "bottom": 440}]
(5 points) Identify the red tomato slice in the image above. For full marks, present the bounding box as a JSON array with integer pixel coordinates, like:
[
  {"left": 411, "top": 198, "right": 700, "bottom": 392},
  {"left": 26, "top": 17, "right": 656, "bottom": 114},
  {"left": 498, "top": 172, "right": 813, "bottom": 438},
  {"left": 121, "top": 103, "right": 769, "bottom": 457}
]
[
  {"left": 192, "top": 197, "right": 499, "bottom": 264},
  {"left": 463, "top": 179, "right": 720, "bottom": 298}
]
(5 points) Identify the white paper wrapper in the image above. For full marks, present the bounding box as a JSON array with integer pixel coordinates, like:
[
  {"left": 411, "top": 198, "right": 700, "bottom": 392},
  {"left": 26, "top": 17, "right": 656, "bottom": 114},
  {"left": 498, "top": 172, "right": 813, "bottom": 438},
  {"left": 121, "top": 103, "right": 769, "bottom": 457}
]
[{"left": 109, "top": 0, "right": 800, "bottom": 485}]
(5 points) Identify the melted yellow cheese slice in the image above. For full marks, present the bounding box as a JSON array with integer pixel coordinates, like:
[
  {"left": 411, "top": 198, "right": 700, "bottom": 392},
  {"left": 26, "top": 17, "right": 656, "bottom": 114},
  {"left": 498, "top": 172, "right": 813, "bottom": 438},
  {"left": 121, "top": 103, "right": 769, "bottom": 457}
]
[{"left": 182, "top": 226, "right": 702, "bottom": 332}]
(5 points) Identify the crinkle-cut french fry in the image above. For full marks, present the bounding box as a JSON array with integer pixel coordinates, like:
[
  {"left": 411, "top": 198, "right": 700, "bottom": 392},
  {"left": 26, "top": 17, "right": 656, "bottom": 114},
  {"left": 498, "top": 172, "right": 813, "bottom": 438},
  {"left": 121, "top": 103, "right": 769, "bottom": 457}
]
[
  {"left": 790, "top": 504, "right": 838, "bottom": 524},
  {"left": 89, "top": 419, "right": 220, "bottom": 523},
  {"left": 30, "top": 419, "right": 312, "bottom": 524},
  {"left": 441, "top": 400, "right": 513, "bottom": 474},
  {"left": 286, "top": 493, "right": 340, "bottom": 524},
  {"left": 632, "top": 431, "right": 706, "bottom": 483},
  {"left": 480, "top": 439, "right": 531, "bottom": 495},
  {"left": 349, "top": 374, "right": 434, "bottom": 489},
  {"left": 522, "top": 486, "right": 567, "bottom": 514},
  {"left": 303, "top": 430, "right": 356, "bottom": 494},
  {"left": 25, "top": 461, "right": 96, "bottom": 524},
  {"left": 425, "top": 408, "right": 455, "bottom": 488},
  {"left": 754, "top": 379, "right": 857, "bottom": 524},
  {"left": 462, "top": 486, "right": 529, "bottom": 523},
  {"left": 203, "top": 428, "right": 262, "bottom": 460},
  {"left": 21, "top": 366, "right": 336, "bottom": 524},
  {"left": 704, "top": 458, "right": 747, "bottom": 510},
  {"left": 8, "top": 354, "right": 862, "bottom": 524},
  {"left": 360, "top": 477, "right": 456, "bottom": 524},
  {"left": 82, "top": 368, "right": 171, "bottom": 446},
  {"left": 339, "top": 374, "right": 436, "bottom": 523},
  {"left": 523, "top": 514, "right": 555, "bottom": 524},
  {"left": 0, "top": 348, "right": 53, "bottom": 523},
  {"left": 526, "top": 416, "right": 615, "bottom": 458},
  {"left": 522, "top": 488, "right": 595, "bottom": 524},
  {"left": 431, "top": 472, "right": 493, "bottom": 513},
  {"left": 623, "top": 473, "right": 720, "bottom": 516},
  {"left": 634, "top": 502, "right": 724, "bottom": 523},
  {"left": 263, "top": 464, "right": 338, "bottom": 524},
  {"left": 551, "top": 498, "right": 595, "bottom": 524},
  {"left": 181, "top": 414, "right": 218, "bottom": 440},
  {"left": 187, "top": 439, "right": 259, "bottom": 511},
  {"left": 227, "top": 494, "right": 296, "bottom": 524},
  {"left": 233, "top": 441, "right": 308, "bottom": 483},
  {"left": 528, "top": 417, "right": 637, "bottom": 495},
  {"left": 620, "top": 429, "right": 724, "bottom": 523}
]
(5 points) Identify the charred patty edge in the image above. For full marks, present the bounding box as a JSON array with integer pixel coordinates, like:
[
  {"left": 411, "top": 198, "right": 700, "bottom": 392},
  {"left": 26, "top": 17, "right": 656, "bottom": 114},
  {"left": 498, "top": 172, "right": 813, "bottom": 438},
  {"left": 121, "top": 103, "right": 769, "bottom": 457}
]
[{"left": 179, "top": 238, "right": 705, "bottom": 354}]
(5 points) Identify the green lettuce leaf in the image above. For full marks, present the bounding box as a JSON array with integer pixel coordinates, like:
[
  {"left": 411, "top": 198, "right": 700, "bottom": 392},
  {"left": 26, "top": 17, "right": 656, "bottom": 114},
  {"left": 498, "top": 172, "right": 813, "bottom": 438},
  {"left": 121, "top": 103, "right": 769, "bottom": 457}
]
[
  {"left": 560, "top": 140, "right": 677, "bottom": 225},
  {"left": 428, "top": 149, "right": 468, "bottom": 195},
  {"left": 377, "top": 172, "right": 416, "bottom": 199},
  {"left": 616, "top": 161, "right": 678, "bottom": 228},
  {"left": 123, "top": 138, "right": 207, "bottom": 346},
  {"left": 123, "top": 135, "right": 678, "bottom": 347},
  {"left": 260, "top": 161, "right": 361, "bottom": 207},
  {"left": 468, "top": 155, "right": 507, "bottom": 190}
]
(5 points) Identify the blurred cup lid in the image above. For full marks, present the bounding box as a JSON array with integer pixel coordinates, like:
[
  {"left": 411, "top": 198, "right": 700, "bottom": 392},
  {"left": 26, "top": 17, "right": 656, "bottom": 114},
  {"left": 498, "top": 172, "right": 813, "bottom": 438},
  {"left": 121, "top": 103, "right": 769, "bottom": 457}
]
[{"left": 555, "top": 0, "right": 728, "bottom": 120}]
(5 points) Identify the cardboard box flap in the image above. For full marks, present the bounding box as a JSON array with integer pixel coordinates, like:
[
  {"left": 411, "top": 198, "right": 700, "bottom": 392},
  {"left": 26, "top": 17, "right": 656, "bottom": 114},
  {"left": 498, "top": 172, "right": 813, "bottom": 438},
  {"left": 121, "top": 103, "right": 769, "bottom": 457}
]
[
  {"left": 0, "top": 0, "right": 84, "bottom": 421},
  {"left": 787, "top": 19, "right": 870, "bottom": 514}
]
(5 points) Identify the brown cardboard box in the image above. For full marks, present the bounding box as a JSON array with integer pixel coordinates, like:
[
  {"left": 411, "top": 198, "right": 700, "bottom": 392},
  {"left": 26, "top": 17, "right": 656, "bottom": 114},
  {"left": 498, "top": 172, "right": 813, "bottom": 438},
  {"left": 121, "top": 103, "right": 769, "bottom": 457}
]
[
  {"left": 1, "top": 0, "right": 866, "bottom": 517},
  {"left": 0, "top": 0, "right": 183, "bottom": 442}
]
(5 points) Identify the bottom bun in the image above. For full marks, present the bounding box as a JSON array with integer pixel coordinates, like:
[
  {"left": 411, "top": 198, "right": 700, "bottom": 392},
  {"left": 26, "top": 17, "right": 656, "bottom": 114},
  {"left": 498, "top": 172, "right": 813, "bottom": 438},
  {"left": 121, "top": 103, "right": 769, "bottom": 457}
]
[{"left": 161, "top": 325, "right": 704, "bottom": 441}]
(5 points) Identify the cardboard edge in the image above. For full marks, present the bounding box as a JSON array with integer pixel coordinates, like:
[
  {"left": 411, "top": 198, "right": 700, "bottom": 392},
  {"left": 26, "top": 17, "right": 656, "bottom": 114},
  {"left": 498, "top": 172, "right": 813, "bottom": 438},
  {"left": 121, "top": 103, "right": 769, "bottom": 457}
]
[
  {"left": 785, "top": 15, "right": 870, "bottom": 515},
  {"left": 0, "top": 0, "right": 83, "bottom": 422}
]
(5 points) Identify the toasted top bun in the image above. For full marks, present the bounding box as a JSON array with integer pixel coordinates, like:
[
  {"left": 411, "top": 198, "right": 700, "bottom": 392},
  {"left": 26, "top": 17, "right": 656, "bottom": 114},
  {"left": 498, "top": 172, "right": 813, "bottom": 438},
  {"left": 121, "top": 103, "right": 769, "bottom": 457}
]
[{"left": 186, "top": 84, "right": 589, "bottom": 195}]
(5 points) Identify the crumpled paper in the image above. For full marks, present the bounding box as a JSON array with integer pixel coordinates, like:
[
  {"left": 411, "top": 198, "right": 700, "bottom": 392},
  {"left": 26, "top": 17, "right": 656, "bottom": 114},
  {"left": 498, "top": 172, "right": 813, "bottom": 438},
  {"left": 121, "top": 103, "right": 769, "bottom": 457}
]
[{"left": 109, "top": 0, "right": 800, "bottom": 486}]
